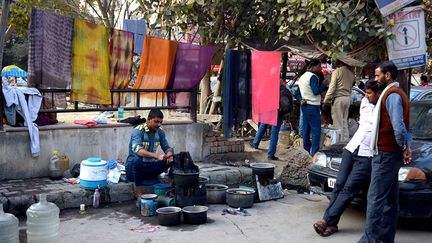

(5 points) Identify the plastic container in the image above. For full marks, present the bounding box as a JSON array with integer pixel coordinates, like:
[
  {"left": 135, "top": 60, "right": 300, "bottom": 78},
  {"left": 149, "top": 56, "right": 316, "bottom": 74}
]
[
  {"left": 117, "top": 107, "right": 124, "bottom": 119},
  {"left": 140, "top": 194, "right": 158, "bottom": 217},
  {"left": 0, "top": 203, "right": 19, "bottom": 243},
  {"left": 153, "top": 183, "right": 171, "bottom": 197},
  {"left": 79, "top": 157, "right": 108, "bottom": 189},
  {"left": 49, "top": 151, "right": 62, "bottom": 180},
  {"left": 26, "top": 194, "right": 60, "bottom": 243},
  {"left": 93, "top": 189, "right": 100, "bottom": 208},
  {"left": 59, "top": 154, "right": 69, "bottom": 174}
]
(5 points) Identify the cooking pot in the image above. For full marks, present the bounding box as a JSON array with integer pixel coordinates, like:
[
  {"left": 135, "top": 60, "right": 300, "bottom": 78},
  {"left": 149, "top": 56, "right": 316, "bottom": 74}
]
[
  {"left": 173, "top": 171, "right": 199, "bottom": 187},
  {"left": 182, "top": 205, "right": 208, "bottom": 225},
  {"left": 206, "top": 184, "right": 228, "bottom": 204},
  {"left": 199, "top": 176, "right": 210, "bottom": 185},
  {"left": 156, "top": 207, "right": 182, "bottom": 226},
  {"left": 226, "top": 188, "right": 255, "bottom": 208},
  {"left": 250, "top": 162, "right": 275, "bottom": 179}
]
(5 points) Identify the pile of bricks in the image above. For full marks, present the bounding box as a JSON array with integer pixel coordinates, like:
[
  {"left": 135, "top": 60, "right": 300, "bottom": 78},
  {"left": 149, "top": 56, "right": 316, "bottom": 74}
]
[{"left": 204, "top": 130, "right": 245, "bottom": 154}]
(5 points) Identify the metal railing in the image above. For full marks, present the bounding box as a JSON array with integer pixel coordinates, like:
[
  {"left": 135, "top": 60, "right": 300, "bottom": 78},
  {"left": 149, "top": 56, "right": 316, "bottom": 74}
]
[{"left": 0, "top": 87, "right": 198, "bottom": 130}]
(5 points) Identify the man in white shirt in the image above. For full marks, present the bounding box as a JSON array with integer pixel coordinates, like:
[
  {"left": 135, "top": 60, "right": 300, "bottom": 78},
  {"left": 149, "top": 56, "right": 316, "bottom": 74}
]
[{"left": 313, "top": 81, "right": 384, "bottom": 237}]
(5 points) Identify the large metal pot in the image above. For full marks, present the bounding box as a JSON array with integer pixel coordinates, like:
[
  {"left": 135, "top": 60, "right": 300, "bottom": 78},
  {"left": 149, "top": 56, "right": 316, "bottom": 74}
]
[
  {"left": 206, "top": 184, "right": 228, "bottom": 204},
  {"left": 199, "top": 176, "right": 210, "bottom": 185},
  {"left": 226, "top": 188, "right": 255, "bottom": 208},
  {"left": 173, "top": 171, "right": 199, "bottom": 187},
  {"left": 182, "top": 205, "right": 208, "bottom": 225},
  {"left": 250, "top": 162, "right": 275, "bottom": 180},
  {"left": 156, "top": 207, "right": 182, "bottom": 226}
]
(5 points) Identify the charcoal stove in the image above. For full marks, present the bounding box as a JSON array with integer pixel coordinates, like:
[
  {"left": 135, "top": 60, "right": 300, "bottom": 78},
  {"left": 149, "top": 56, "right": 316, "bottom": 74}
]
[{"left": 250, "top": 162, "right": 284, "bottom": 201}]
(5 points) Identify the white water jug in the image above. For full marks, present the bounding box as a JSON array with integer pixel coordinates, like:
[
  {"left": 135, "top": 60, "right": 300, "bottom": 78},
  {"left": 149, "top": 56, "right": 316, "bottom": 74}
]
[
  {"left": 26, "top": 194, "right": 60, "bottom": 243},
  {"left": 0, "top": 203, "right": 19, "bottom": 243}
]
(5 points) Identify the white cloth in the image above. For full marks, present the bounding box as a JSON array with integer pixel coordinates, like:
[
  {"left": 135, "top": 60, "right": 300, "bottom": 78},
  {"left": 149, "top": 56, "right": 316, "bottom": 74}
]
[
  {"left": 369, "top": 82, "right": 399, "bottom": 155},
  {"left": 2, "top": 82, "right": 42, "bottom": 157},
  {"left": 297, "top": 71, "right": 321, "bottom": 105},
  {"left": 345, "top": 97, "right": 375, "bottom": 157}
]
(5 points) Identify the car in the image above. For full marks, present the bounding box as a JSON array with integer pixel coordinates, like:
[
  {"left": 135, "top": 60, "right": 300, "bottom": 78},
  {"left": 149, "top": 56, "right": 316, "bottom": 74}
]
[
  {"left": 410, "top": 86, "right": 432, "bottom": 101},
  {"left": 307, "top": 101, "right": 432, "bottom": 218}
]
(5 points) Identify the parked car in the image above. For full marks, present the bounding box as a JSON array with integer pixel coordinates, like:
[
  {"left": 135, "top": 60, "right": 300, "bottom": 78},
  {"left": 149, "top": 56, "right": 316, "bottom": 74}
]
[
  {"left": 410, "top": 86, "right": 432, "bottom": 101},
  {"left": 308, "top": 101, "right": 432, "bottom": 218}
]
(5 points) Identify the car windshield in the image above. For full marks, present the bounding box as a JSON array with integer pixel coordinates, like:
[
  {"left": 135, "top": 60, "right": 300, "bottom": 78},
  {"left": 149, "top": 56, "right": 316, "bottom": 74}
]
[
  {"left": 411, "top": 104, "right": 432, "bottom": 140},
  {"left": 410, "top": 90, "right": 422, "bottom": 101}
]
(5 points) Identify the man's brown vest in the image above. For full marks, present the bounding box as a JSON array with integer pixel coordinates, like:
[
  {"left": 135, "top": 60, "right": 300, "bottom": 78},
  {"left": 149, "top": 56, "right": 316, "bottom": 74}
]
[{"left": 377, "top": 87, "right": 410, "bottom": 152}]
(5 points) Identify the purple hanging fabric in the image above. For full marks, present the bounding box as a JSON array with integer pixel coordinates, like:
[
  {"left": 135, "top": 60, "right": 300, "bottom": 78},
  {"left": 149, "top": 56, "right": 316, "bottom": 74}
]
[{"left": 168, "top": 43, "right": 214, "bottom": 106}]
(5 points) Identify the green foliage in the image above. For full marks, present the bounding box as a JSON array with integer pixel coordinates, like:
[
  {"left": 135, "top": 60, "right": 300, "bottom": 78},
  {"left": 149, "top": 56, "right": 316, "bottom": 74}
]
[{"left": 3, "top": 33, "right": 29, "bottom": 69}]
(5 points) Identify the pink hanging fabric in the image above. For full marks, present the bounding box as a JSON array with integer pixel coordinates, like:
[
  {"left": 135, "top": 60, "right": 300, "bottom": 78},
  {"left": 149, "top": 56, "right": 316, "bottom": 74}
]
[{"left": 251, "top": 51, "right": 281, "bottom": 126}]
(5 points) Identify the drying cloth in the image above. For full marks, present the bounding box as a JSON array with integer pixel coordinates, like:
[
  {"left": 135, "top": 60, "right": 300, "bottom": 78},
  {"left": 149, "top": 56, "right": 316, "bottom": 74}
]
[
  {"left": 222, "top": 49, "right": 252, "bottom": 138},
  {"left": 109, "top": 29, "right": 134, "bottom": 107},
  {"left": 74, "top": 120, "right": 97, "bottom": 127},
  {"left": 133, "top": 36, "right": 177, "bottom": 107},
  {"left": 123, "top": 19, "right": 147, "bottom": 55},
  {"left": 27, "top": 8, "right": 74, "bottom": 108},
  {"left": 2, "top": 82, "right": 42, "bottom": 157},
  {"left": 71, "top": 19, "right": 111, "bottom": 105},
  {"left": 168, "top": 43, "right": 214, "bottom": 106},
  {"left": 251, "top": 51, "right": 281, "bottom": 126}
]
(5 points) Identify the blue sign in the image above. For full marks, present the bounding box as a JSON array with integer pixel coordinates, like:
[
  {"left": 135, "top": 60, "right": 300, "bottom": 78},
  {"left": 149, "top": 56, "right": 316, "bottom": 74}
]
[{"left": 375, "top": 0, "right": 416, "bottom": 16}]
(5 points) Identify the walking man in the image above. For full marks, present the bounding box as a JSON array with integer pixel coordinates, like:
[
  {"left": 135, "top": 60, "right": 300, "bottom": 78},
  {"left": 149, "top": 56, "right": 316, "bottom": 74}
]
[
  {"left": 295, "top": 59, "right": 327, "bottom": 157},
  {"left": 313, "top": 81, "right": 384, "bottom": 237},
  {"left": 359, "top": 61, "right": 411, "bottom": 243},
  {"left": 323, "top": 60, "right": 355, "bottom": 141}
]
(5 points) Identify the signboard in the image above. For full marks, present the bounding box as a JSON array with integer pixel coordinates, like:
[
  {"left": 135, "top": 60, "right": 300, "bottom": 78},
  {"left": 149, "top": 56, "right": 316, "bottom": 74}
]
[
  {"left": 385, "top": 6, "right": 427, "bottom": 70},
  {"left": 375, "top": 0, "right": 416, "bottom": 16}
]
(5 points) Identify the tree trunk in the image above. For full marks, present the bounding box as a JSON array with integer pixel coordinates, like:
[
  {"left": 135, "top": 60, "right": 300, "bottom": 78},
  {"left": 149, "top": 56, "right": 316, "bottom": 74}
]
[
  {"left": 0, "top": 0, "right": 12, "bottom": 130},
  {"left": 199, "top": 70, "right": 211, "bottom": 114},
  {"left": 209, "top": 58, "right": 224, "bottom": 114},
  {"left": 397, "top": 69, "right": 410, "bottom": 99}
]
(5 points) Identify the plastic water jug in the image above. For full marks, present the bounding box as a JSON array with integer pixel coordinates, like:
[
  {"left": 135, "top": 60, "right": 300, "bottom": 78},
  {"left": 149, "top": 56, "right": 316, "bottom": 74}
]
[
  {"left": 140, "top": 194, "right": 157, "bottom": 217},
  {"left": 80, "top": 157, "right": 108, "bottom": 189},
  {"left": 0, "top": 204, "right": 19, "bottom": 243},
  {"left": 49, "top": 150, "right": 62, "bottom": 180},
  {"left": 26, "top": 194, "right": 60, "bottom": 243}
]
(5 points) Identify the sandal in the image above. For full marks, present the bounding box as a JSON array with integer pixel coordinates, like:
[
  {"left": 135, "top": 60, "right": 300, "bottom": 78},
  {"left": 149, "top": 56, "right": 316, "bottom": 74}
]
[
  {"left": 313, "top": 220, "right": 327, "bottom": 235},
  {"left": 320, "top": 225, "right": 338, "bottom": 237}
]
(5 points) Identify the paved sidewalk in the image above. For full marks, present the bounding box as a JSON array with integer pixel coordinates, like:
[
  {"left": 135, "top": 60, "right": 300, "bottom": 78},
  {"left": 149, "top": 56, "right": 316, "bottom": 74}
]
[{"left": 1, "top": 163, "right": 252, "bottom": 215}]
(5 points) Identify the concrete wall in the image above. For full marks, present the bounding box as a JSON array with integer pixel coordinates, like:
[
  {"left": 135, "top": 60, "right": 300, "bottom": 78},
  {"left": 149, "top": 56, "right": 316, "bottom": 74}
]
[{"left": 0, "top": 122, "right": 209, "bottom": 180}]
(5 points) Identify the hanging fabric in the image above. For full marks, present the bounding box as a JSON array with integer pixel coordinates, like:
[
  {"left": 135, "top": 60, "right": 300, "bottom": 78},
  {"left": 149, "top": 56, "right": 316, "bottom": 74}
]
[
  {"left": 168, "top": 43, "right": 215, "bottom": 106},
  {"left": 222, "top": 49, "right": 252, "bottom": 138},
  {"left": 123, "top": 19, "right": 147, "bottom": 55},
  {"left": 109, "top": 29, "right": 134, "bottom": 107},
  {"left": 133, "top": 35, "right": 177, "bottom": 107},
  {"left": 27, "top": 8, "right": 74, "bottom": 108},
  {"left": 71, "top": 19, "right": 111, "bottom": 105},
  {"left": 251, "top": 51, "right": 281, "bottom": 126}
]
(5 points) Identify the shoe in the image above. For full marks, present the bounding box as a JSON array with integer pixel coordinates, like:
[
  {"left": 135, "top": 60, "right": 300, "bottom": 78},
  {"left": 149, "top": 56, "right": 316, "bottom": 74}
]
[
  {"left": 313, "top": 220, "right": 327, "bottom": 235},
  {"left": 249, "top": 140, "right": 258, "bottom": 149},
  {"left": 320, "top": 225, "right": 338, "bottom": 237},
  {"left": 268, "top": 155, "right": 279, "bottom": 160}
]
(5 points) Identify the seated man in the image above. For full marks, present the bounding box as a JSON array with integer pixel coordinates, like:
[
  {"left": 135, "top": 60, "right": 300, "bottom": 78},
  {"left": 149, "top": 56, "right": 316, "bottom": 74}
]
[{"left": 125, "top": 109, "right": 174, "bottom": 200}]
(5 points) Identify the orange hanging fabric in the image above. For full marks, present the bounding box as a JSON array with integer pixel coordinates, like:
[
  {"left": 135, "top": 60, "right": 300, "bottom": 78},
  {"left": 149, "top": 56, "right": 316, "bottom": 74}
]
[
  {"left": 251, "top": 51, "right": 281, "bottom": 126},
  {"left": 71, "top": 19, "right": 111, "bottom": 105},
  {"left": 133, "top": 35, "right": 177, "bottom": 107},
  {"left": 109, "top": 29, "right": 134, "bottom": 107}
]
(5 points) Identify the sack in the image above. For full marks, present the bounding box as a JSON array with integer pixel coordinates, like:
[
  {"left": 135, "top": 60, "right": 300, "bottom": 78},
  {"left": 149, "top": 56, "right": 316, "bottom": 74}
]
[{"left": 279, "top": 85, "right": 293, "bottom": 115}]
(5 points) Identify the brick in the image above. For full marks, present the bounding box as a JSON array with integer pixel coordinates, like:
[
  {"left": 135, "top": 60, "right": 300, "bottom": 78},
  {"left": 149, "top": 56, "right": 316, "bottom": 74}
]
[
  {"left": 216, "top": 136, "right": 224, "bottom": 141},
  {"left": 213, "top": 142, "right": 218, "bottom": 146},
  {"left": 3, "top": 191, "right": 20, "bottom": 197},
  {"left": 205, "top": 137, "right": 216, "bottom": 142},
  {"left": 217, "top": 147, "right": 223, "bottom": 153},
  {"left": 206, "top": 131, "right": 214, "bottom": 137},
  {"left": 210, "top": 147, "right": 218, "bottom": 154}
]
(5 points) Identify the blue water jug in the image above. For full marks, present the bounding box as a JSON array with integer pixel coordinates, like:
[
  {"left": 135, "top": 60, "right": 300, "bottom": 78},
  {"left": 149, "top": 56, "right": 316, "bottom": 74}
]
[{"left": 140, "top": 194, "right": 157, "bottom": 217}]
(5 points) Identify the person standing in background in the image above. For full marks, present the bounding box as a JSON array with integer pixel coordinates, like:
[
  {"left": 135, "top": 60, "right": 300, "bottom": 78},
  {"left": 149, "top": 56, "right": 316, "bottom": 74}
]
[{"left": 323, "top": 60, "right": 355, "bottom": 142}]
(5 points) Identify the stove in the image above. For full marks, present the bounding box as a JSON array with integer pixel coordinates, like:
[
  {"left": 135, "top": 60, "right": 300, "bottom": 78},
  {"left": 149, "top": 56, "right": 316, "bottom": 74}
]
[{"left": 250, "top": 162, "right": 284, "bottom": 201}]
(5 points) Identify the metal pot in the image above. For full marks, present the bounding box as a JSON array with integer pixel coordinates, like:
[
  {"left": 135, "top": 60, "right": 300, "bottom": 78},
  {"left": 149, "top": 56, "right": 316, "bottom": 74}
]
[
  {"left": 173, "top": 171, "right": 199, "bottom": 187},
  {"left": 182, "top": 205, "right": 208, "bottom": 225},
  {"left": 206, "top": 184, "right": 228, "bottom": 204},
  {"left": 226, "top": 188, "right": 255, "bottom": 208},
  {"left": 250, "top": 162, "right": 275, "bottom": 180},
  {"left": 199, "top": 176, "right": 210, "bottom": 185},
  {"left": 156, "top": 207, "right": 182, "bottom": 226}
]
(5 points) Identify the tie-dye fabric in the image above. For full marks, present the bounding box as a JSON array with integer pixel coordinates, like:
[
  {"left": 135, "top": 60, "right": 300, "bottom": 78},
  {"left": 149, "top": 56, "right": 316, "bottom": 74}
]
[
  {"left": 71, "top": 19, "right": 111, "bottom": 105},
  {"left": 109, "top": 29, "right": 134, "bottom": 107},
  {"left": 123, "top": 19, "right": 146, "bottom": 55},
  {"left": 133, "top": 36, "right": 177, "bottom": 107},
  {"left": 27, "top": 8, "right": 73, "bottom": 108}
]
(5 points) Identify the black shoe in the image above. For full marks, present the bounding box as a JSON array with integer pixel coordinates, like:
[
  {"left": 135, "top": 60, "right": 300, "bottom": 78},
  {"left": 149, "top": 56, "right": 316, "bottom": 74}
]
[
  {"left": 249, "top": 140, "right": 258, "bottom": 149},
  {"left": 268, "top": 155, "right": 279, "bottom": 160}
]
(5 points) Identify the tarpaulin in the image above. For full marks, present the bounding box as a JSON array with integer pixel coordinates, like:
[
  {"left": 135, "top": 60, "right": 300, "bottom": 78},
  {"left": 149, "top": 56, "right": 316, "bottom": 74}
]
[
  {"left": 133, "top": 35, "right": 177, "bottom": 107},
  {"left": 71, "top": 19, "right": 111, "bottom": 105},
  {"left": 27, "top": 8, "right": 74, "bottom": 108},
  {"left": 251, "top": 51, "right": 281, "bottom": 126},
  {"left": 223, "top": 49, "right": 252, "bottom": 138},
  {"left": 168, "top": 43, "right": 214, "bottom": 106},
  {"left": 123, "top": 19, "right": 147, "bottom": 55},
  {"left": 109, "top": 29, "right": 134, "bottom": 107}
]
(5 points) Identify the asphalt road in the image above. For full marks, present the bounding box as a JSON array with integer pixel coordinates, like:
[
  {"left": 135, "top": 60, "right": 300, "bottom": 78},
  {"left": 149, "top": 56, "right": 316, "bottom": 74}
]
[{"left": 19, "top": 191, "right": 432, "bottom": 243}]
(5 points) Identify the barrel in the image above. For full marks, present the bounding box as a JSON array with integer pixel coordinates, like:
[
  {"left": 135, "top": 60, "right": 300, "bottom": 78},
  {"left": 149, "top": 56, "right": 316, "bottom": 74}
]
[{"left": 79, "top": 157, "right": 108, "bottom": 189}]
